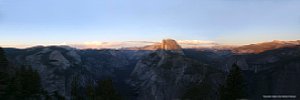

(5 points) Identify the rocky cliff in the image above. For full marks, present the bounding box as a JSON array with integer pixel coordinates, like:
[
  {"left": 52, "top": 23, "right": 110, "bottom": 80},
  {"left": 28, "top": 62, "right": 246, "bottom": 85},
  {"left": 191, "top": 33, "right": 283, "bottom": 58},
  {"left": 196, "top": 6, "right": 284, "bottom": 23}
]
[
  {"left": 185, "top": 45, "right": 300, "bottom": 99},
  {"left": 128, "top": 39, "right": 184, "bottom": 54},
  {"left": 160, "top": 39, "right": 184, "bottom": 54},
  {"left": 129, "top": 49, "right": 224, "bottom": 100},
  {"left": 4, "top": 46, "right": 149, "bottom": 99}
]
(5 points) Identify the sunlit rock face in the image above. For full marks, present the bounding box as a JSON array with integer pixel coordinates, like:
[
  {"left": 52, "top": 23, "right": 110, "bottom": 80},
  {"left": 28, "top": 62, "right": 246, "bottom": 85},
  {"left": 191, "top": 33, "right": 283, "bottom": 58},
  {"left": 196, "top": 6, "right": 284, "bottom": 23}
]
[
  {"left": 140, "top": 43, "right": 162, "bottom": 50},
  {"left": 160, "top": 39, "right": 184, "bottom": 54},
  {"left": 161, "top": 39, "right": 181, "bottom": 50},
  {"left": 233, "top": 40, "right": 300, "bottom": 54},
  {"left": 127, "top": 39, "right": 184, "bottom": 55}
]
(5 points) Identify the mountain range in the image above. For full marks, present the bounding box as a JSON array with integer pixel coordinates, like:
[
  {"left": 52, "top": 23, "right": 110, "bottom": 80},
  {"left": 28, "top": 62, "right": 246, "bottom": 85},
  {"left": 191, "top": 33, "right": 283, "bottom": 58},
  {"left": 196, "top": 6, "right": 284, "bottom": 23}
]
[{"left": 3, "top": 39, "right": 300, "bottom": 100}]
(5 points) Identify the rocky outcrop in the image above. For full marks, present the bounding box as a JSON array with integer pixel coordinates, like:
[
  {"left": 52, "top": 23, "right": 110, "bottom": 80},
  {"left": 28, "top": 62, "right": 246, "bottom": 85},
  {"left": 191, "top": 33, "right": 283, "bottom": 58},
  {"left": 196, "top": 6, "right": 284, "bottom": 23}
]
[
  {"left": 9, "top": 46, "right": 81, "bottom": 97},
  {"left": 4, "top": 46, "right": 146, "bottom": 99},
  {"left": 159, "top": 39, "right": 184, "bottom": 55},
  {"left": 129, "top": 50, "right": 224, "bottom": 100},
  {"left": 128, "top": 39, "right": 184, "bottom": 55},
  {"left": 49, "top": 50, "right": 71, "bottom": 69},
  {"left": 160, "top": 39, "right": 183, "bottom": 53}
]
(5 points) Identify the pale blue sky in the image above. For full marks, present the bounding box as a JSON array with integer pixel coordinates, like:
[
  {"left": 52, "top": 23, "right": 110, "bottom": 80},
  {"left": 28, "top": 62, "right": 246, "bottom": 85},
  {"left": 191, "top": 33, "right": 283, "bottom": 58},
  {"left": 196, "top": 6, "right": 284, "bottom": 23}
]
[{"left": 0, "top": 0, "right": 300, "bottom": 47}]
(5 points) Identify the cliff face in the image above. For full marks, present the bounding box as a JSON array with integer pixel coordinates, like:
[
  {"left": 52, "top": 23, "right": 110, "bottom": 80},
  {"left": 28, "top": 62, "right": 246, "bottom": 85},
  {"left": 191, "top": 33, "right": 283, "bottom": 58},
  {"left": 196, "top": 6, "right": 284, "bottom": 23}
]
[
  {"left": 160, "top": 39, "right": 183, "bottom": 54},
  {"left": 4, "top": 46, "right": 147, "bottom": 99},
  {"left": 185, "top": 45, "right": 300, "bottom": 99},
  {"left": 129, "top": 50, "right": 224, "bottom": 100},
  {"left": 5, "top": 46, "right": 83, "bottom": 97},
  {"left": 131, "top": 39, "right": 184, "bottom": 54},
  {"left": 239, "top": 46, "right": 300, "bottom": 99}
]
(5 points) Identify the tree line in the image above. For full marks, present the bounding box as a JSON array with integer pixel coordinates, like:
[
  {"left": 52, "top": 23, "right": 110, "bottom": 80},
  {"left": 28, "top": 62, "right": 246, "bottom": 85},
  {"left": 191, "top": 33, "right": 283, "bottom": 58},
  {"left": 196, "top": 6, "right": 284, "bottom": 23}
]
[
  {"left": 71, "top": 77, "right": 121, "bottom": 100},
  {"left": 0, "top": 47, "right": 121, "bottom": 100},
  {"left": 183, "top": 63, "right": 247, "bottom": 100}
]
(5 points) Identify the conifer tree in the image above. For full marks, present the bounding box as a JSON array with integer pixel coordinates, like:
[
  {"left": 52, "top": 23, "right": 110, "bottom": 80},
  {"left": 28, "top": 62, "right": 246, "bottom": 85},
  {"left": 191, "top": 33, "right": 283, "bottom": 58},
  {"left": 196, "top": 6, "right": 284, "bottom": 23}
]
[
  {"left": 71, "top": 75, "right": 82, "bottom": 100},
  {"left": 30, "top": 70, "right": 43, "bottom": 98},
  {"left": 53, "top": 91, "right": 65, "bottom": 100},
  {"left": 0, "top": 47, "right": 45, "bottom": 99},
  {"left": 95, "top": 79, "right": 121, "bottom": 100},
  {"left": 0, "top": 47, "right": 9, "bottom": 99},
  {"left": 86, "top": 82, "right": 95, "bottom": 100},
  {"left": 220, "top": 63, "right": 246, "bottom": 100},
  {"left": 0, "top": 47, "right": 8, "bottom": 69},
  {"left": 5, "top": 76, "right": 22, "bottom": 99},
  {"left": 17, "top": 65, "right": 43, "bottom": 99},
  {"left": 182, "top": 82, "right": 213, "bottom": 100}
]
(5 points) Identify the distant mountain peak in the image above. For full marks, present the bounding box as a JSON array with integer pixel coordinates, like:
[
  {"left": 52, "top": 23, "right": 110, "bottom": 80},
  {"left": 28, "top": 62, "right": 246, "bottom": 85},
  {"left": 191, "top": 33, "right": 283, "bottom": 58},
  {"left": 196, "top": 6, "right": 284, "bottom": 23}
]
[
  {"left": 160, "top": 39, "right": 184, "bottom": 54},
  {"left": 127, "top": 39, "right": 184, "bottom": 54},
  {"left": 161, "top": 39, "right": 182, "bottom": 50},
  {"left": 233, "top": 40, "right": 300, "bottom": 54}
]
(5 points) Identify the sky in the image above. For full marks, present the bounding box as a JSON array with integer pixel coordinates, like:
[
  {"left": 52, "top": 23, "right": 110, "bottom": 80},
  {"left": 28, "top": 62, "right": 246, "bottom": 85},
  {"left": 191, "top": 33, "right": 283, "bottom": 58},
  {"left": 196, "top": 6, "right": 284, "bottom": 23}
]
[{"left": 0, "top": 0, "right": 300, "bottom": 48}]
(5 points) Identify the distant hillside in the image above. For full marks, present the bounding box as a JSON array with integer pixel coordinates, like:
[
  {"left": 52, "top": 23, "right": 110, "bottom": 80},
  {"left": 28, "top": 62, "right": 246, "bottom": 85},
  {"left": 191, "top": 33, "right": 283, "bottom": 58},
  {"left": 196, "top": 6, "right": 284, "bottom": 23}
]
[{"left": 232, "top": 40, "right": 300, "bottom": 54}]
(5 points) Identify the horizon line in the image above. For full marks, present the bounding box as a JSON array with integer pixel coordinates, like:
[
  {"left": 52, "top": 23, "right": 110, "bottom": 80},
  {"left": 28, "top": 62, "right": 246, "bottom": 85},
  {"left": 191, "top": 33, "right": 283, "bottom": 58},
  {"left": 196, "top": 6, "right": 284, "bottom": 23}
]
[{"left": 1, "top": 39, "right": 299, "bottom": 49}]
